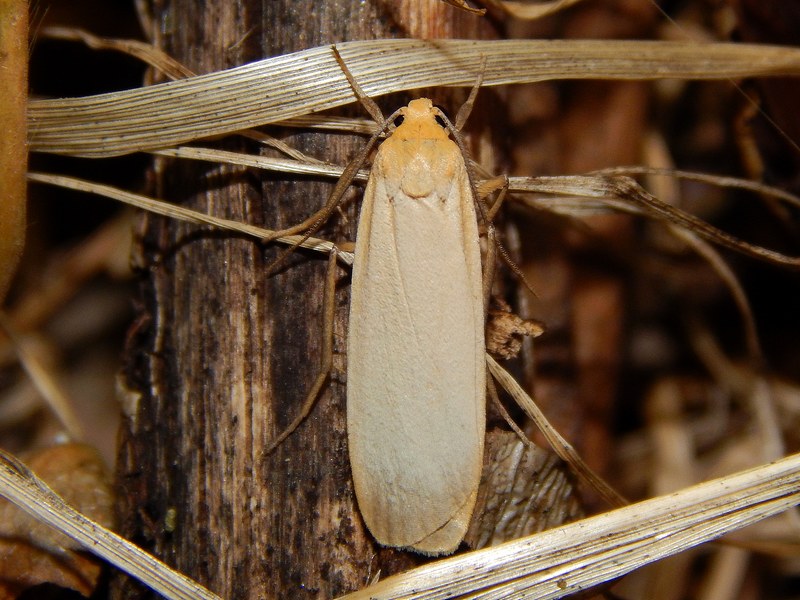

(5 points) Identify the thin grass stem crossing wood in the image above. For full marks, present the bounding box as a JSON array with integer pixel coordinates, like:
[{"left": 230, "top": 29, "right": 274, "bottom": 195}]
[{"left": 347, "top": 98, "right": 486, "bottom": 555}]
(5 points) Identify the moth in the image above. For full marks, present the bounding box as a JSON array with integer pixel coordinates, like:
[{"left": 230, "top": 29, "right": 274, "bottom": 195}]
[
  {"left": 261, "top": 49, "right": 497, "bottom": 555},
  {"left": 346, "top": 97, "right": 486, "bottom": 555}
]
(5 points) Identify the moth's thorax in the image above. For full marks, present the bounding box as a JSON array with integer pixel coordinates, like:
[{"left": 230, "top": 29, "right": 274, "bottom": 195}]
[{"left": 379, "top": 99, "right": 461, "bottom": 199}]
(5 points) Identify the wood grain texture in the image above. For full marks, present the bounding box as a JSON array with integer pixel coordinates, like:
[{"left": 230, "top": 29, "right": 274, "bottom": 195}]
[{"left": 115, "top": 1, "right": 498, "bottom": 599}]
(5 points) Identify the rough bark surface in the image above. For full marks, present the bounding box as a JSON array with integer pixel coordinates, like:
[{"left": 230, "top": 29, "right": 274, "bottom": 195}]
[{"left": 115, "top": 2, "right": 497, "bottom": 598}]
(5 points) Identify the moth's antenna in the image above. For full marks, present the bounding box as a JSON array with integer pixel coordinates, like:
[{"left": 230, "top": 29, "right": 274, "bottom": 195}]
[
  {"left": 332, "top": 45, "right": 385, "bottom": 126},
  {"left": 263, "top": 47, "right": 400, "bottom": 276},
  {"left": 455, "top": 55, "right": 487, "bottom": 131}
]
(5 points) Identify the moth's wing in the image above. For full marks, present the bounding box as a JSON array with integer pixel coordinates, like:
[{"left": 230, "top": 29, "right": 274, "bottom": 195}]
[{"left": 347, "top": 142, "right": 485, "bottom": 555}]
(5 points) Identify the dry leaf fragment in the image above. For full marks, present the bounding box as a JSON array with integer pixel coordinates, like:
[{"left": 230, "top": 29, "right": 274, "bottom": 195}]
[
  {"left": 486, "top": 299, "right": 544, "bottom": 360},
  {"left": 466, "top": 431, "right": 582, "bottom": 549},
  {"left": 0, "top": 443, "right": 112, "bottom": 598},
  {"left": 483, "top": 0, "right": 585, "bottom": 20}
]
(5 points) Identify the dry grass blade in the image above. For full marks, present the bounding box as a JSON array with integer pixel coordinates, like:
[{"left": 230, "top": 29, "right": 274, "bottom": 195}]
[
  {"left": 280, "top": 114, "right": 379, "bottom": 135},
  {"left": 0, "top": 313, "right": 85, "bottom": 440},
  {"left": 687, "top": 322, "right": 788, "bottom": 466},
  {"left": 0, "top": 448, "right": 221, "bottom": 600},
  {"left": 4, "top": 212, "right": 132, "bottom": 332},
  {"left": 594, "top": 166, "right": 800, "bottom": 210},
  {"left": 40, "top": 25, "right": 196, "bottom": 80},
  {"left": 605, "top": 177, "right": 800, "bottom": 268},
  {"left": 487, "top": 356, "right": 627, "bottom": 508},
  {"left": 153, "top": 146, "right": 369, "bottom": 181},
  {"left": 510, "top": 174, "right": 800, "bottom": 268},
  {"left": 0, "top": 443, "right": 112, "bottom": 596},
  {"left": 68, "top": 139, "right": 796, "bottom": 277},
  {"left": 439, "top": 0, "right": 487, "bottom": 16},
  {"left": 338, "top": 452, "right": 800, "bottom": 599},
  {"left": 26, "top": 172, "right": 354, "bottom": 265},
  {"left": 667, "top": 227, "right": 762, "bottom": 361},
  {"left": 28, "top": 39, "right": 800, "bottom": 157}
]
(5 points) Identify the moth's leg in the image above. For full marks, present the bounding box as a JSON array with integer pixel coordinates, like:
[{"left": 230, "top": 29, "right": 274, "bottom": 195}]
[
  {"left": 264, "top": 47, "right": 395, "bottom": 275},
  {"left": 265, "top": 152, "right": 365, "bottom": 274},
  {"left": 476, "top": 175, "right": 508, "bottom": 311},
  {"left": 487, "top": 375, "right": 529, "bottom": 445},
  {"left": 265, "top": 248, "right": 338, "bottom": 453},
  {"left": 478, "top": 175, "right": 509, "bottom": 224},
  {"left": 483, "top": 225, "right": 497, "bottom": 314},
  {"left": 477, "top": 174, "right": 538, "bottom": 300}
]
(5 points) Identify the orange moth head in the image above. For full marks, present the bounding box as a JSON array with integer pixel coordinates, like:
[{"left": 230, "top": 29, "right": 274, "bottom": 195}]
[{"left": 393, "top": 99, "right": 450, "bottom": 142}]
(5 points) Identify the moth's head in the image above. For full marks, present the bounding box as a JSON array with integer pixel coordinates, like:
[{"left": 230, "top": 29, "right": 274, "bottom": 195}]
[
  {"left": 393, "top": 98, "right": 449, "bottom": 141},
  {"left": 404, "top": 98, "right": 435, "bottom": 120}
]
